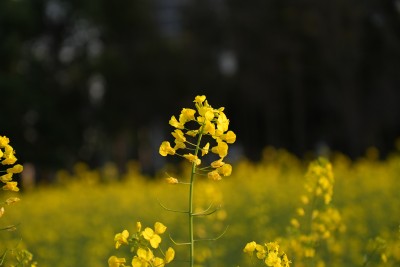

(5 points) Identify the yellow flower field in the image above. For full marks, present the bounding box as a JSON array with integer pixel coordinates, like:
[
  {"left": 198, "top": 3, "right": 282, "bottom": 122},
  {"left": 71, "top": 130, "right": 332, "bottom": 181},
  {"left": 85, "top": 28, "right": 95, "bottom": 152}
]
[{"left": 2, "top": 147, "right": 400, "bottom": 266}]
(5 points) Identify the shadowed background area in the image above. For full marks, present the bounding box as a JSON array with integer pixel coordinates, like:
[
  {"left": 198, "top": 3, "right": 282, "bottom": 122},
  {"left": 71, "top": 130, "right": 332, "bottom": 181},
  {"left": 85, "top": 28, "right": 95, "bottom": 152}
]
[{"left": 1, "top": 0, "right": 400, "bottom": 182}]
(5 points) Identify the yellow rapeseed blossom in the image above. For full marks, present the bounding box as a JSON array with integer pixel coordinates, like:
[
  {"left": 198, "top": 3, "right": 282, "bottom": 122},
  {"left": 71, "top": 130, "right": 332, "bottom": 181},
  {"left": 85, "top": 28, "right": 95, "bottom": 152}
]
[
  {"left": 179, "top": 108, "right": 196, "bottom": 122},
  {"left": 0, "top": 136, "right": 10, "bottom": 147},
  {"left": 142, "top": 227, "right": 162, "bottom": 248},
  {"left": 201, "top": 143, "right": 210, "bottom": 156},
  {"left": 171, "top": 129, "right": 186, "bottom": 143},
  {"left": 5, "top": 197, "right": 20, "bottom": 205},
  {"left": 0, "top": 173, "right": 13, "bottom": 182},
  {"left": 217, "top": 163, "right": 232, "bottom": 176},
  {"left": 136, "top": 221, "right": 142, "bottom": 232},
  {"left": 211, "top": 158, "right": 225, "bottom": 168},
  {"left": 2, "top": 181, "right": 19, "bottom": 192},
  {"left": 244, "top": 241, "right": 290, "bottom": 267},
  {"left": 165, "top": 177, "right": 179, "bottom": 184},
  {"left": 109, "top": 221, "right": 174, "bottom": 267},
  {"left": 114, "top": 230, "right": 129, "bottom": 249},
  {"left": 194, "top": 95, "right": 206, "bottom": 103},
  {"left": 159, "top": 141, "right": 176, "bottom": 156},
  {"left": 132, "top": 248, "right": 154, "bottom": 267},
  {"left": 154, "top": 222, "right": 167, "bottom": 234},
  {"left": 7, "top": 164, "right": 24, "bottom": 174},
  {"left": 207, "top": 170, "right": 221, "bottom": 181},
  {"left": 169, "top": 116, "right": 184, "bottom": 129},
  {"left": 183, "top": 153, "right": 201, "bottom": 166},
  {"left": 222, "top": 130, "right": 236, "bottom": 144},
  {"left": 165, "top": 247, "right": 175, "bottom": 263},
  {"left": 2, "top": 152, "right": 17, "bottom": 165},
  {"left": 159, "top": 95, "right": 236, "bottom": 181},
  {"left": 211, "top": 141, "right": 228, "bottom": 158},
  {"left": 153, "top": 257, "right": 165, "bottom": 267},
  {"left": 243, "top": 241, "right": 257, "bottom": 255},
  {"left": 108, "top": 256, "right": 126, "bottom": 267}
]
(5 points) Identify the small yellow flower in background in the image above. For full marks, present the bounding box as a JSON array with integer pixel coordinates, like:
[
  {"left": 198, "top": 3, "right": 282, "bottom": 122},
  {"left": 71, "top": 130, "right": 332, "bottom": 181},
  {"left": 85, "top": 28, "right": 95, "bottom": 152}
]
[
  {"left": 244, "top": 241, "right": 291, "bottom": 267},
  {"left": 142, "top": 227, "right": 162, "bottom": 248},
  {"left": 132, "top": 248, "right": 154, "bottom": 267},
  {"left": 108, "top": 256, "right": 126, "bottom": 267},
  {"left": 136, "top": 221, "right": 142, "bottom": 232},
  {"left": 300, "top": 195, "right": 309, "bottom": 204},
  {"left": 109, "top": 221, "right": 174, "bottom": 267},
  {"left": 154, "top": 222, "right": 167, "bottom": 234},
  {"left": 165, "top": 177, "right": 179, "bottom": 184},
  {"left": 296, "top": 208, "right": 305, "bottom": 216},
  {"left": 165, "top": 247, "right": 175, "bottom": 263},
  {"left": 0, "top": 207, "right": 4, "bottom": 218},
  {"left": 290, "top": 218, "right": 300, "bottom": 228},
  {"left": 5, "top": 197, "right": 20, "bottom": 205},
  {"left": 114, "top": 230, "right": 129, "bottom": 249},
  {"left": 265, "top": 252, "right": 280, "bottom": 267},
  {"left": 2, "top": 181, "right": 19, "bottom": 192},
  {"left": 243, "top": 241, "right": 257, "bottom": 255},
  {"left": 7, "top": 164, "right": 23, "bottom": 174},
  {"left": 154, "top": 257, "right": 165, "bottom": 267},
  {"left": 256, "top": 244, "right": 266, "bottom": 259}
]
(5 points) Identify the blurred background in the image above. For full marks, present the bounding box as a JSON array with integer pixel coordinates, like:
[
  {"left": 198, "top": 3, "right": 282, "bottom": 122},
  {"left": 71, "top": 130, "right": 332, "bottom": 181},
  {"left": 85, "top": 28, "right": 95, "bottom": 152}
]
[{"left": 2, "top": 0, "right": 400, "bottom": 183}]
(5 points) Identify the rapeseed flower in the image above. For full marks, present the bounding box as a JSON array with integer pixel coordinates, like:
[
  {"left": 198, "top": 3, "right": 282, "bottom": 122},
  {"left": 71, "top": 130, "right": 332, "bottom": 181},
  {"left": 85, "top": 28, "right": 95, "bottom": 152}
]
[
  {"left": 108, "top": 256, "right": 126, "bottom": 267},
  {"left": 109, "top": 221, "right": 174, "bottom": 267},
  {"left": 2, "top": 181, "right": 19, "bottom": 192},
  {"left": 142, "top": 227, "right": 162, "bottom": 249},
  {"left": 244, "top": 241, "right": 291, "bottom": 267},
  {"left": 114, "top": 230, "right": 129, "bottom": 249},
  {"left": 159, "top": 95, "right": 236, "bottom": 181}
]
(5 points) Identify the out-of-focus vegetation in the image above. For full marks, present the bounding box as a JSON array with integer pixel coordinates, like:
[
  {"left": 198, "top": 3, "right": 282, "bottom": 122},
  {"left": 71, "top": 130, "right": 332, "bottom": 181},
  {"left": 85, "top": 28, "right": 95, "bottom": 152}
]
[
  {"left": 2, "top": 0, "right": 400, "bottom": 181},
  {"left": 2, "top": 147, "right": 399, "bottom": 266}
]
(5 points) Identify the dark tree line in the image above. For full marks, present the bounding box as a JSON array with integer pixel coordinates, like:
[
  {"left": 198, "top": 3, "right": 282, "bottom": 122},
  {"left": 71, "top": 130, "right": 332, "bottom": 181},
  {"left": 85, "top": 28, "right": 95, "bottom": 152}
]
[{"left": 1, "top": 0, "right": 400, "bottom": 180}]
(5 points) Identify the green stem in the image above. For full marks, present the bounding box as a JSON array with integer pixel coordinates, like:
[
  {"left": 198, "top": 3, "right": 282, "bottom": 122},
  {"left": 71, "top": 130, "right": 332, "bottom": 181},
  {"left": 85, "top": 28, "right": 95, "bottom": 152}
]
[
  {"left": 189, "top": 127, "right": 204, "bottom": 267},
  {"left": 189, "top": 161, "right": 195, "bottom": 267}
]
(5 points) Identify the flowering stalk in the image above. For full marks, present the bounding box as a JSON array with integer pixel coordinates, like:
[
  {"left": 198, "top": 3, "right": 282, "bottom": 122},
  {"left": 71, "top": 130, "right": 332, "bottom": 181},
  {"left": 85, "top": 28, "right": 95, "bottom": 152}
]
[
  {"left": 109, "top": 221, "right": 175, "bottom": 267},
  {"left": 188, "top": 125, "right": 203, "bottom": 266},
  {"left": 0, "top": 135, "right": 37, "bottom": 266},
  {"left": 159, "top": 95, "right": 236, "bottom": 266},
  {"left": 287, "top": 157, "right": 344, "bottom": 266}
]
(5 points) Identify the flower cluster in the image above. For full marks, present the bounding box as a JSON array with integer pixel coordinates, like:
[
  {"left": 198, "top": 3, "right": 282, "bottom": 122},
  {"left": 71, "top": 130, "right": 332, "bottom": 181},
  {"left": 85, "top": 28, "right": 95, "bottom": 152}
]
[
  {"left": 1, "top": 135, "right": 23, "bottom": 219},
  {"left": 108, "top": 221, "right": 175, "bottom": 267},
  {"left": 159, "top": 95, "right": 236, "bottom": 181},
  {"left": 1, "top": 135, "right": 23, "bottom": 194},
  {"left": 243, "top": 241, "right": 291, "bottom": 267},
  {"left": 286, "top": 157, "right": 345, "bottom": 266},
  {"left": 1, "top": 135, "right": 37, "bottom": 266}
]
